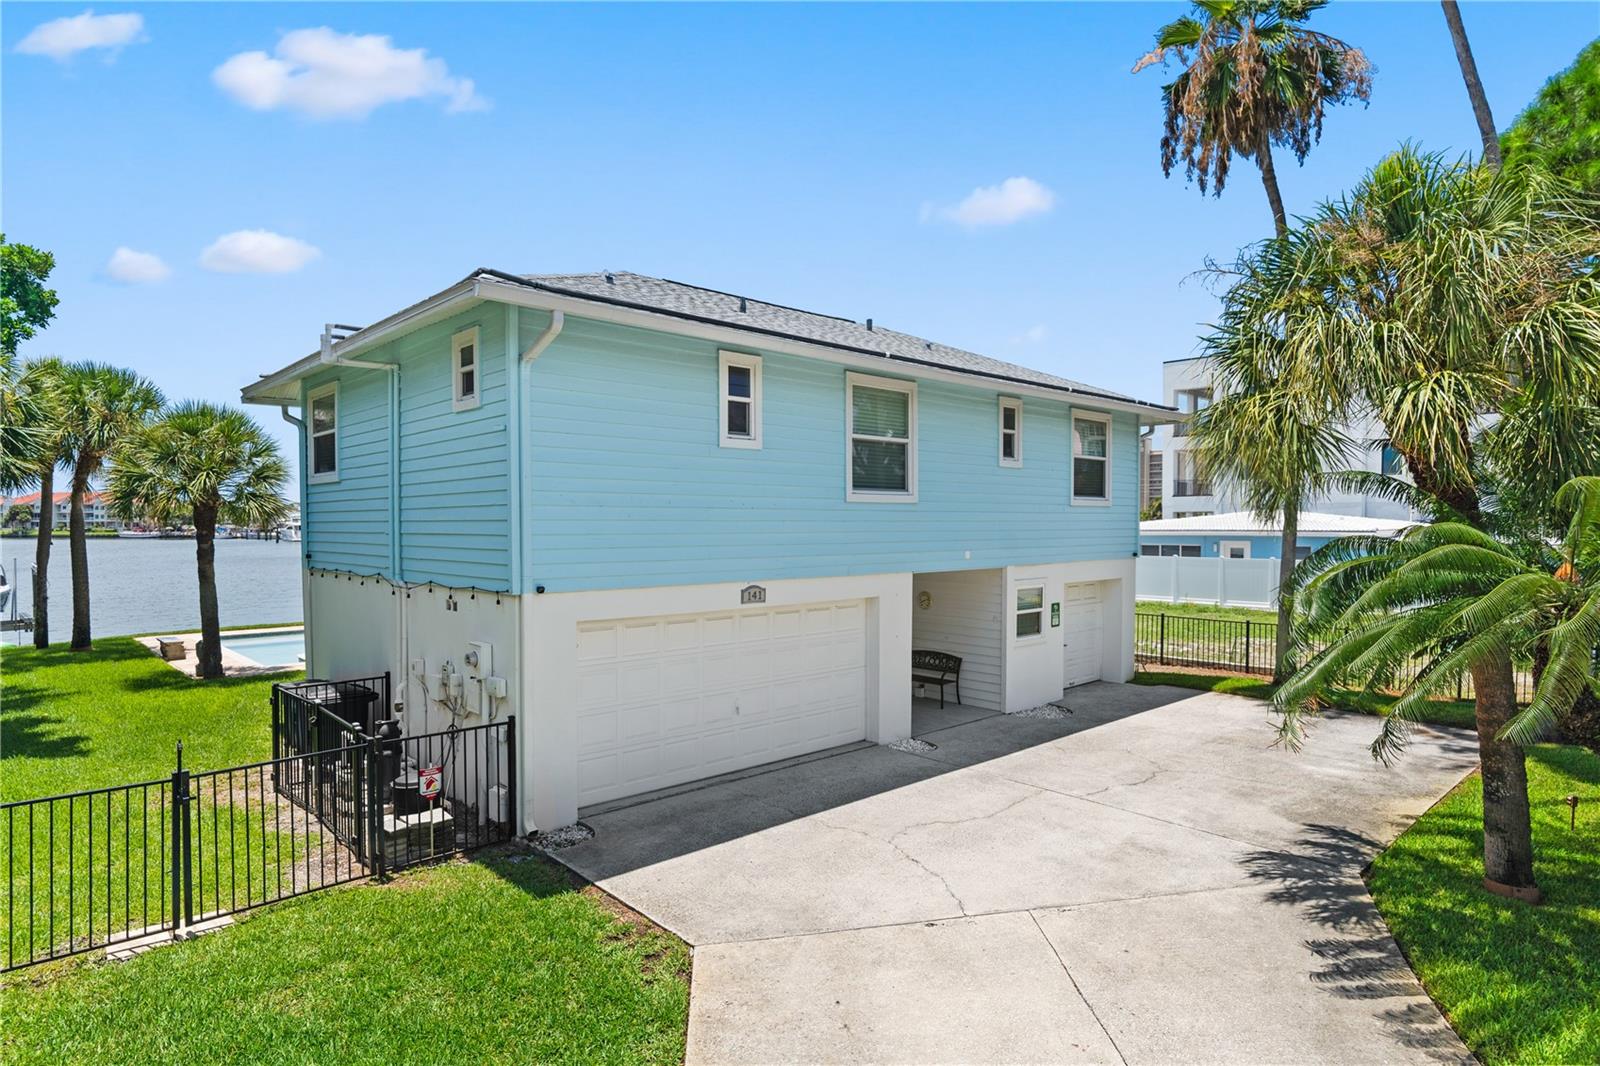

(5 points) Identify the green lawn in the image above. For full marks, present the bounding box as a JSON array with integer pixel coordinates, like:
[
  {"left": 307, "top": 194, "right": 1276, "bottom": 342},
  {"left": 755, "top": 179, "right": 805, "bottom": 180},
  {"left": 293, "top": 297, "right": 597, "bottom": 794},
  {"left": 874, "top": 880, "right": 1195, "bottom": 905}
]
[
  {"left": 1131, "top": 668, "right": 1478, "bottom": 730},
  {"left": 0, "top": 853, "right": 690, "bottom": 1065},
  {"left": 1, "top": 638, "right": 298, "bottom": 801},
  {"left": 1135, "top": 601, "right": 1279, "bottom": 624},
  {"left": 1369, "top": 745, "right": 1600, "bottom": 1065},
  {"left": 0, "top": 639, "right": 691, "bottom": 1060}
]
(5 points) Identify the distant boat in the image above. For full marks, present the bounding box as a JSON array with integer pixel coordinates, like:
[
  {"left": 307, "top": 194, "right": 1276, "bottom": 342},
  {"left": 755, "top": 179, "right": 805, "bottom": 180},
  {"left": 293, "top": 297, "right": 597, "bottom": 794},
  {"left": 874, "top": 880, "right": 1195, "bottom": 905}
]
[
  {"left": 278, "top": 522, "right": 302, "bottom": 542},
  {"left": 0, "top": 564, "right": 10, "bottom": 612},
  {"left": 118, "top": 529, "right": 161, "bottom": 539}
]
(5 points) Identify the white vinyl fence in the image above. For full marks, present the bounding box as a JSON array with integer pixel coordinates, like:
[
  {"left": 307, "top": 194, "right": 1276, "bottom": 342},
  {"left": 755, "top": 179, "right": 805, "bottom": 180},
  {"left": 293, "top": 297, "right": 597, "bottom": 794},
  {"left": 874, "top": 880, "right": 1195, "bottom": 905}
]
[{"left": 1136, "top": 555, "right": 1281, "bottom": 609}]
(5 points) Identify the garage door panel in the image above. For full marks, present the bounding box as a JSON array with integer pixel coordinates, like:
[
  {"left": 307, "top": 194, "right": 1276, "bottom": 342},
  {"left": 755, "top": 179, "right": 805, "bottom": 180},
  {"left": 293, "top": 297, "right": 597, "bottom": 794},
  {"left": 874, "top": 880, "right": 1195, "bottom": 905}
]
[{"left": 576, "top": 599, "right": 869, "bottom": 806}]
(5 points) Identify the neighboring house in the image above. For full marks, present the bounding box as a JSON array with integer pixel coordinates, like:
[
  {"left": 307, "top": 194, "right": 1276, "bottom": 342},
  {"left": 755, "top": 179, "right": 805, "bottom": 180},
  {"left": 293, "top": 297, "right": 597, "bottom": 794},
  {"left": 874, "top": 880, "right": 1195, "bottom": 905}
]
[
  {"left": 1150, "top": 355, "right": 1421, "bottom": 521},
  {"left": 241, "top": 269, "right": 1172, "bottom": 830},
  {"left": 5, "top": 490, "right": 123, "bottom": 530},
  {"left": 1139, "top": 510, "right": 1416, "bottom": 560}
]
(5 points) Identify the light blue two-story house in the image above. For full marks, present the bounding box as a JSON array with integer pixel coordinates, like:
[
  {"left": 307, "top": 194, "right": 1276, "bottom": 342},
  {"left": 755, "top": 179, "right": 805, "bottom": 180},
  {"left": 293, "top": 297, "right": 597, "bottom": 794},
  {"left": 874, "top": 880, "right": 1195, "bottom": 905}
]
[{"left": 243, "top": 271, "right": 1171, "bottom": 830}]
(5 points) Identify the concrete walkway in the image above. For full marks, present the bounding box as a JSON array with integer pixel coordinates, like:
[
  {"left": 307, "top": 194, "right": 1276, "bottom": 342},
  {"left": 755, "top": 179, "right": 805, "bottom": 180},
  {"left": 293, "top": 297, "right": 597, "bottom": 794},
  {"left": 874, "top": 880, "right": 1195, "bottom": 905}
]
[{"left": 555, "top": 683, "right": 1481, "bottom": 1064}]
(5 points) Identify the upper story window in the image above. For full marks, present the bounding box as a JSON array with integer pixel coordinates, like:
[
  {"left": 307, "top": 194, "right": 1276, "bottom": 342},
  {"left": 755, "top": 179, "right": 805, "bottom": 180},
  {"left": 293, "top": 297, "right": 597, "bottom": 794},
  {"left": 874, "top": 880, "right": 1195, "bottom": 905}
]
[
  {"left": 999, "top": 397, "right": 1022, "bottom": 467},
  {"left": 847, "top": 372, "right": 916, "bottom": 502},
  {"left": 1171, "top": 388, "right": 1211, "bottom": 436},
  {"left": 1071, "top": 412, "right": 1110, "bottom": 504},
  {"left": 452, "top": 327, "right": 480, "bottom": 412},
  {"left": 308, "top": 383, "right": 338, "bottom": 484},
  {"left": 1380, "top": 442, "right": 1406, "bottom": 476},
  {"left": 719, "top": 351, "right": 762, "bottom": 449}
]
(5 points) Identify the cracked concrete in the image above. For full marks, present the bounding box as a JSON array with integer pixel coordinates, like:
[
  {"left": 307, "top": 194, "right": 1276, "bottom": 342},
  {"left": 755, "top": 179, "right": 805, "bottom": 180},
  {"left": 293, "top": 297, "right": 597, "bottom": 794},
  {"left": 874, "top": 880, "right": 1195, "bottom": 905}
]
[{"left": 554, "top": 683, "right": 1481, "bottom": 1064}]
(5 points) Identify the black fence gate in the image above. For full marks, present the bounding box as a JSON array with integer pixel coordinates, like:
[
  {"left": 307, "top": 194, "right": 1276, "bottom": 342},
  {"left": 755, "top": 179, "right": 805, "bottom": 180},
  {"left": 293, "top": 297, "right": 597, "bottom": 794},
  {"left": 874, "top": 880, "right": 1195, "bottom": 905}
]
[{"left": 2, "top": 675, "right": 516, "bottom": 973}]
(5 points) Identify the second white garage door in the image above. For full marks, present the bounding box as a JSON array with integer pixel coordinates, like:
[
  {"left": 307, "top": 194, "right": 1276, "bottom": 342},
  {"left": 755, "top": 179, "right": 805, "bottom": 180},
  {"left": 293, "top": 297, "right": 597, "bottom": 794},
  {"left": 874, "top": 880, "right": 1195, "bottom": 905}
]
[
  {"left": 1061, "top": 582, "right": 1104, "bottom": 688},
  {"left": 575, "top": 600, "right": 868, "bottom": 806}
]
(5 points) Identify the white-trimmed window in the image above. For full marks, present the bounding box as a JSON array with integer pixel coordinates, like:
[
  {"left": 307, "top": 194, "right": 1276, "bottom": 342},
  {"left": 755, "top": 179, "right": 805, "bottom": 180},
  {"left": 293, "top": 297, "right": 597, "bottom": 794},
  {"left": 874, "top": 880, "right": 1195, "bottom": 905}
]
[
  {"left": 308, "top": 383, "right": 338, "bottom": 483},
  {"left": 1015, "top": 584, "right": 1045, "bottom": 640},
  {"left": 452, "top": 327, "right": 480, "bottom": 412},
  {"left": 1071, "top": 412, "right": 1111, "bottom": 503},
  {"left": 719, "top": 351, "right": 762, "bottom": 449},
  {"left": 1220, "top": 540, "right": 1251, "bottom": 560},
  {"left": 999, "top": 397, "right": 1022, "bottom": 467},
  {"left": 847, "top": 373, "right": 916, "bottom": 501}
]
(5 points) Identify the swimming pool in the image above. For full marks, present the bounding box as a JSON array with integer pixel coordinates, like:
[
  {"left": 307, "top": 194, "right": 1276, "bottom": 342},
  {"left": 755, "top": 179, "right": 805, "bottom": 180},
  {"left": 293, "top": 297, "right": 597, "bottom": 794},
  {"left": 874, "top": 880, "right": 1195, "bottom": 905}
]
[{"left": 221, "top": 628, "right": 306, "bottom": 669}]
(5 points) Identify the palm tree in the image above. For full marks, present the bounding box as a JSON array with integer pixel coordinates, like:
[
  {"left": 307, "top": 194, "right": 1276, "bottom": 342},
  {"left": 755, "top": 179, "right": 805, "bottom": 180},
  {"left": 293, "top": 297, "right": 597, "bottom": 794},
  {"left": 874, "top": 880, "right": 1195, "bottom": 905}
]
[
  {"left": 1439, "top": 1, "right": 1502, "bottom": 169},
  {"left": 1276, "top": 476, "right": 1600, "bottom": 900},
  {"left": 1189, "top": 283, "right": 1353, "bottom": 677},
  {"left": 1134, "top": 0, "right": 1373, "bottom": 236},
  {"left": 108, "top": 403, "right": 289, "bottom": 679},
  {"left": 0, "top": 356, "right": 66, "bottom": 647},
  {"left": 1213, "top": 148, "right": 1600, "bottom": 898},
  {"left": 57, "top": 363, "right": 163, "bottom": 650}
]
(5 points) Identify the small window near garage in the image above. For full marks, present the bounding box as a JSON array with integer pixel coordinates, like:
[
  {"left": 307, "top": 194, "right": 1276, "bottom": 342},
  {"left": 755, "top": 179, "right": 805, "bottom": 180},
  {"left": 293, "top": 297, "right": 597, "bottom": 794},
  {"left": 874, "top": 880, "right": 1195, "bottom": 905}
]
[
  {"left": 1140, "top": 544, "right": 1161, "bottom": 557},
  {"left": 452, "top": 327, "right": 480, "bottom": 412},
  {"left": 999, "top": 397, "right": 1022, "bottom": 467},
  {"left": 1295, "top": 545, "right": 1313, "bottom": 562},
  {"left": 1016, "top": 585, "right": 1045, "bottom": 639},
  {"left": 719, "top": 351, "right": 762, "bottom": 449},
  {"left": 1156, "top": 544, "right": 1202, "bottom": 558},
  {"left": 1220, "top": 541, "right": 1250, "bottom": 560},
  {"left": 1072, "top": 412, "right": 1110, "bottom": 503},
  {"left": 308, "top": 383, "right": 338, "bottom": 483},
  {"left": 847, "top": 373, "right": 916, "bottom": 501}
]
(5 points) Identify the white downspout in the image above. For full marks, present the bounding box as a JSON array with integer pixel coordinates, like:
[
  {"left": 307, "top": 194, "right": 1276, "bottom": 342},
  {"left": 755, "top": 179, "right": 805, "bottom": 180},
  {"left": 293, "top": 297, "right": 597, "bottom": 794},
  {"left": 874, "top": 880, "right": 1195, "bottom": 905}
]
[
  {"left": 520, "top": 310, "right": 564, "bottom": 363},
  {"left": 281, "top": 405, "right": 313, "bottom": 677}
]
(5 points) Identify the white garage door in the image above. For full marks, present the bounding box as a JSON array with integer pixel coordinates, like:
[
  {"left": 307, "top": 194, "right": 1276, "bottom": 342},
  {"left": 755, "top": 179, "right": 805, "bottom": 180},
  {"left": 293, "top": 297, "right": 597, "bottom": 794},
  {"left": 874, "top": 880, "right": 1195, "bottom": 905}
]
[
  {"left": 575, "top": 600, "right": 868, "bottom": 806},
  {"left": 1061, "top": 582, "right": 1103, "bottom": 688}
]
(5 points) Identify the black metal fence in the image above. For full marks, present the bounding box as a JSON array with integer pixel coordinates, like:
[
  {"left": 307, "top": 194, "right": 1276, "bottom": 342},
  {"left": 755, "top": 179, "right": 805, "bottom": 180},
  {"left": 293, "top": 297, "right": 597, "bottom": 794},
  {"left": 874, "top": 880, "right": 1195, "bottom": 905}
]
[
  {"left": 1134, "top": 610, "right": 1534, "bottom": 702},
  {"left": 1, "top": 675, "right": 515, "bottom": 973}
]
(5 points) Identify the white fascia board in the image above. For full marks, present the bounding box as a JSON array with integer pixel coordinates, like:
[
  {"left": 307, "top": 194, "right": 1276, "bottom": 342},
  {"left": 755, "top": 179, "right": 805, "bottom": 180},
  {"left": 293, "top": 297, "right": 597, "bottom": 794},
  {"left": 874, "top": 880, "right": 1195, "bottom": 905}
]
[
  {"left": 240, "top": 279, "right": 485, "bottom": 406},
  {"left": 472, "top": 278, "right": 1176, "bottom": 422}
]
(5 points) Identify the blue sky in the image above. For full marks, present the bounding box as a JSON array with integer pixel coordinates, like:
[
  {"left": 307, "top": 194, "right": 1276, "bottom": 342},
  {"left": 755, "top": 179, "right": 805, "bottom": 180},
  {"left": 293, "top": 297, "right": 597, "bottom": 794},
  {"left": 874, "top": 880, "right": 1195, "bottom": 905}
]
[{"left": 5, "top": 2, "right": 1594, "bottom": 478}]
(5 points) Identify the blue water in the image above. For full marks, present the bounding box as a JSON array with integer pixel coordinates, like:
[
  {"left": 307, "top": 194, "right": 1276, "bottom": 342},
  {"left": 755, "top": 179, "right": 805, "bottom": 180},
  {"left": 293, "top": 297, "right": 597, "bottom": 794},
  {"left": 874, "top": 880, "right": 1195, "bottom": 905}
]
[
  {"left": 5, "top": 537, "right": 302, "bottom": 642},
  {"left": 221, "top": 629, "right": 306, "bottom": 668}
]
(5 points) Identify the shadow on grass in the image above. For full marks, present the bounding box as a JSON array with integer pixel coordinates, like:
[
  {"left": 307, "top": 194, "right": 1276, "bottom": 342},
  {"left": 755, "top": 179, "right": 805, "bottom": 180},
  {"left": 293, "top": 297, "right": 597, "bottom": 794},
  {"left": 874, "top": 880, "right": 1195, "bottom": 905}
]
[
  {"left": 0, "top": 712, "right": 90, "bottom": 761},
  {"left": 1241, "top": 823, "right": 1467, "bottom": 1061}
]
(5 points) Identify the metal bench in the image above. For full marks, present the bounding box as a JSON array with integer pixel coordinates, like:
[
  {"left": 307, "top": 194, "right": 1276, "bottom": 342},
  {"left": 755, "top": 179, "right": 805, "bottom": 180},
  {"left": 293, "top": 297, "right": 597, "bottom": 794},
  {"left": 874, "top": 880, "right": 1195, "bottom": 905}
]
[{"left": 912, "top": 650, "right": 962, "bottom": 709}]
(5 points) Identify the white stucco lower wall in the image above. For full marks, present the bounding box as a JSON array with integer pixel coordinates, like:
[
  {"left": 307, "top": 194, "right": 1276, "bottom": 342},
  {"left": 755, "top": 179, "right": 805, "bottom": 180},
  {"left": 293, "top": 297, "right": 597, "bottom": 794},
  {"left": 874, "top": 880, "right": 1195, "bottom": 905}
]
[
  {"left": 1001, "top": 558, "right": 1136, "bottom": 712},
  {"left": 520, "top": 572, "right": 913, "bottom": 831}
]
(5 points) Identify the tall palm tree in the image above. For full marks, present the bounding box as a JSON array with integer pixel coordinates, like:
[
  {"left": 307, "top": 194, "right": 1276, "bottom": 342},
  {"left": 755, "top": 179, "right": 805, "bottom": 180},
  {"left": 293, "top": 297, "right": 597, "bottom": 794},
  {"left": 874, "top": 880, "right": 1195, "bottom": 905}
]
[
  {"left": 1214, "top": 147, "right": 1600, "bottom": 897},
  {"left": 1134, "top": 0, "right": 1373, "bottom": 236},
  {"left": 108, "top": 403, "right": 288, "bottom": 679},
  {"left": 1277, "top": 476, "right": 1600, "bottom": 900},
  {"left": 1189, "top": 277, "right": 1353, "bottom": 677},
  {"left": 1439, "top": 0, "right": 1502, "bottom": 169},
  {"left": 57, "top": 363, "right": 163, "bottom": 650},
  {"left": 0, "top": 356, "right": 66, "bottom": 647}
]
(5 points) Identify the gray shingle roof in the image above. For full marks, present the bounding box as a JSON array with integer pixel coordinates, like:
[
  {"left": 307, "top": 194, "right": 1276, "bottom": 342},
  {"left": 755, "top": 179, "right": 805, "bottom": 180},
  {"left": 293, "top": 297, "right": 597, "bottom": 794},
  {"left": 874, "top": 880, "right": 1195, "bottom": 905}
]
[{"left": 506, "top": 271, "right": 1156, "bottom": 409}]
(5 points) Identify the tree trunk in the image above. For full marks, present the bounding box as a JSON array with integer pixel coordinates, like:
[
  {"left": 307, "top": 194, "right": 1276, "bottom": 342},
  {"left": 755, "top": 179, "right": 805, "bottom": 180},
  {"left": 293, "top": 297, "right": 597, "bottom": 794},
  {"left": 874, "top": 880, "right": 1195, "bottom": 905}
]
[
  {"left": 1273, "top": 505, "right": 1298, "bottom": 682},
  {"left": 31, "top": 463, "right": 53, "bottom": 648},
  {"left": 1440, "top": 0, "right": 1502, "bottom": 169},
  {"left": 1471, "top": 647, "right": 1539, "bottom": 901},
  {"left": 68, "top": 464, "right": 91, "bottom": 651},
  {"left": 194, "top": 507, "right": 223, "bottom": 680},
  {"left": 1257, "top": 135, "right": 1289, "bottom": 238}
]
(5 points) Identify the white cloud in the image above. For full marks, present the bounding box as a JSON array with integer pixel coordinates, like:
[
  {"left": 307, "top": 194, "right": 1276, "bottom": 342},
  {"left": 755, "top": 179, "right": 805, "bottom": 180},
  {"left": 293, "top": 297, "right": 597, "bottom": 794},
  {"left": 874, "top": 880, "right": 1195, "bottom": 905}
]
[
  {"left": 15, "top": 10, "right": 144, "bottom": 61},
  {"left": 105, "top": 247, "right": 169, "bottom": 284},
  {"left": 924, "top": 177, "right": 1056, "bottom": 228},
  {"left": 200, "top": 230, "right": 320, "bottom": 274},
  {"left": 1013, "top": 324, "right": 1049, "bottom": 344},
  {"left": 212, "top": 27, "right": 488, "bottom": 120}
]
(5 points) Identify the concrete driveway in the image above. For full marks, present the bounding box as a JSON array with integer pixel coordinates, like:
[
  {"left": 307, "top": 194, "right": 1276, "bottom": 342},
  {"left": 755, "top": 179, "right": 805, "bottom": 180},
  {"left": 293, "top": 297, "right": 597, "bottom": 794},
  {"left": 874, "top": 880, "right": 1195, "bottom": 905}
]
[{"left": 553, "top": 683, "right": 1481, "bottom": 1064}]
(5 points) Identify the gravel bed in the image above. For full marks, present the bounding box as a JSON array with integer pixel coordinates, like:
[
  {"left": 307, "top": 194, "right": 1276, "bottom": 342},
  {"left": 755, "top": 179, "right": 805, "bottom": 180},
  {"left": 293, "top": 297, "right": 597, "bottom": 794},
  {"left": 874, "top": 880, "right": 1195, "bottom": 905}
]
[
  {"left": 889, "top": 737, "right": 938, "bottom": 754},
  {"left": 531, "top": 822, "right": 595, "bottom": 851},
  {"left": 1006, "top": 701, "right": 1074, "bottom": 720}
]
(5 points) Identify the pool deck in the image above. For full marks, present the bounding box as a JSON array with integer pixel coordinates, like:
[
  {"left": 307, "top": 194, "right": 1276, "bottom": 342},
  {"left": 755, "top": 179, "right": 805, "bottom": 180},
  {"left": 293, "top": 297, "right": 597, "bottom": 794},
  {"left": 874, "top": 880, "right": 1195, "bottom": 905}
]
[{"left": 137, "top": 625, "right": 304, "bottom": 678}]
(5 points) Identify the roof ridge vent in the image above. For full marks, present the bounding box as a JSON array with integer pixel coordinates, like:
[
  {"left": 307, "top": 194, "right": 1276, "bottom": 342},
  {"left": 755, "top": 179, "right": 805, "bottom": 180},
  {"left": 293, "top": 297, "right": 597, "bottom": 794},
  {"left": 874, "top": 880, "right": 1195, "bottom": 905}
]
[
  {"left": 739, "top": 296, "right": 747, "bottom": 313},
  {"left": 866, "top": 318, "right": 874, "bottom": 331},
  {"left": 604, "top": 271, "right": 615, "bottom": 284}
]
